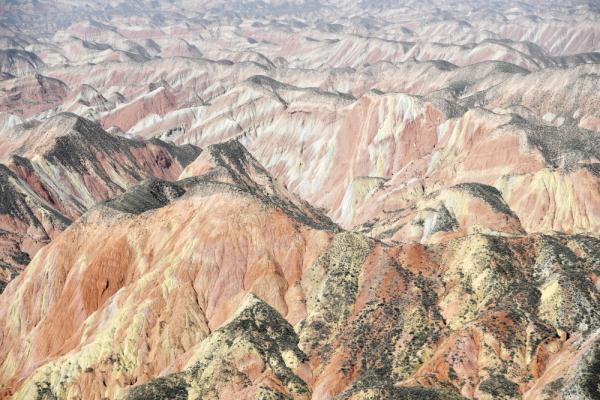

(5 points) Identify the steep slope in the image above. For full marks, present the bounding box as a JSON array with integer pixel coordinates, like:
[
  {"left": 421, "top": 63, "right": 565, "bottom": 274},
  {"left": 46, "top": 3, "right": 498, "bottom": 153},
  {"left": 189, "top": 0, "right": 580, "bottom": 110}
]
[
  {"left": 476, "top": 64, "right": 600, "bottom": 131},
  {"left": 177, "top": 84, "right": 457, "bottom": 226},
  {"left": 358, "top": 183, "right": 525, "bottom": 243},
  {"left": 62, "top": 83, "right": 116, "bottom": 119},
  {"left": 124, "top": 294, "right": 312, "bottom": 400},
  {"left": 0, "top": 113, "right": 199, "bottom": 289},
  {"left": 0, "top": 165, "right": 70, "bottom": 291},
  {"left": 329, "top": 94, "right": 594, "bottom": 236},
  {"left": 0, "top": 74, "right": 68, "bottom": 118},
  {"left": 498, "top": 165, "right": 600, "bottom": 234},
  {"left": 176, "top": 83, "right": 600, "bottom": 239},
  {"left": 0, "top": 142, "right": 598, "bottom": 400},
  {"left": 180, "top": 139, "right": 335, "bottom": 230},
  {"left": 6, "top": 112, "right": 200, "bottom": 219},
  {"left": 0, "top": 2, "right": 599, "bottom": 400},
  {"left": 0, "top": 145, "right": 336, "bottom": 399},
  {"left": 0, "top": 49, "right": 44, "bottom": 78}
]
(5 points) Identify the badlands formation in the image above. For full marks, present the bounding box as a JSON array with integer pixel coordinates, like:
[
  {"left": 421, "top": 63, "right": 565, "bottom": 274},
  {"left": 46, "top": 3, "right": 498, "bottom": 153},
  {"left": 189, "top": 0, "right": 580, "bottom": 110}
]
[{"left": 0, "top": 0, "right": 599, "bottom": 399}]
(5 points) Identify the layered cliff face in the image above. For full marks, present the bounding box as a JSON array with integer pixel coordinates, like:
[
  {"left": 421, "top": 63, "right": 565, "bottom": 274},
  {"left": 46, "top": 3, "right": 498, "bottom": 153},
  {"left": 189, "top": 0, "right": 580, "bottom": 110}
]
[
  {"left": 0, "top": 1, "right": 599, "bottom": 399},
  {"left": 0, "top": 148, "right": 598, "bottom": 399},
  {"left": 0, "top": 113, "right": 199, "bottom": 290},
  {"left": 0, "top": 50, "right": 44, "bottom": 78},
  {"left": 0, "top": 164, "right": 70, "bottom": 292},
  {"left": 0, "top": 144, "right": 336, "bottom": 399},
  {"left": 5, "top": 112, "right": 200, "bottom": 218}
]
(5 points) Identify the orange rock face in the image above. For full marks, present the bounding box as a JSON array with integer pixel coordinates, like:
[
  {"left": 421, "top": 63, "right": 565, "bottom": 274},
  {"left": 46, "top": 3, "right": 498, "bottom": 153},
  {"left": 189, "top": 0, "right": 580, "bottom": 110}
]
[
  {"left": 0, "top": 113, "right": 199, "bottom": 290},
  {"left": 0, "top": 1, "right": 599, "bottom": 400}
]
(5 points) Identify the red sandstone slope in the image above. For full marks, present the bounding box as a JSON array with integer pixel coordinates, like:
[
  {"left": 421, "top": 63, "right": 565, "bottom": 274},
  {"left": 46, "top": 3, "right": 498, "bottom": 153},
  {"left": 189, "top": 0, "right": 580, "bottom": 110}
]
[
  {"left": 170, "top": 81, "right": 600, "bottom": 238},
  {"left": 0, "top": 1, "right": 598, "bottom": 400},
  {"left": 0, "top": 164, "right": 70, "bottom": 292},
  {"left": 0, "top": 141, "right": 598, "bottom": 400},
  {"left": 0, "top": 113, "right": 199, "bottom": 290},
  {"left": 0, "top": 74, "right": 68, "bottom": 118},
  {"left": 0, "top": 141, "right": 336, "bottom": 398},
  {"left": 5, "top": 112, "right": 200, "bottom": 219}
]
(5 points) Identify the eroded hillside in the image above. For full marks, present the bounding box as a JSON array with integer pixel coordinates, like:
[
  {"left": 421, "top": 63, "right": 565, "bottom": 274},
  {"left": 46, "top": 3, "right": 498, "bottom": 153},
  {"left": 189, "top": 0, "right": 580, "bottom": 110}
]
[{"left": 0, "top": 1, "right": 598, "bottom": 399}]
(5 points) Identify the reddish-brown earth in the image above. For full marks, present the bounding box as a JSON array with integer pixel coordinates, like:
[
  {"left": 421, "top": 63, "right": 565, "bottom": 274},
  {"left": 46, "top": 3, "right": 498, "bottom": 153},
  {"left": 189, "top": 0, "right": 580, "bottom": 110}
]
[
  {"left": 0, "top": 112, "right": 199, "bottom": 289},
  {"left": 0, "top": 1, "right": 598, "bottom": 399}
]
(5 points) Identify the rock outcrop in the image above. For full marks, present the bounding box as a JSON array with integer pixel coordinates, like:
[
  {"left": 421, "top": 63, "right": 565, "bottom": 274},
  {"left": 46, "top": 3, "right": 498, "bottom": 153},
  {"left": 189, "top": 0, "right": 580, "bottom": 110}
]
[
  {"left": 0, "top": 164, "right": 70, "bottom": 290},
  {"left": 0, "top": 142, "right": 598, "bottom": 399},
  {"left": 0, "top": 113, "right": 200, "bottom": 289},
  {"left": 0, "top": 1, "right": 598, "bottom": 399}
]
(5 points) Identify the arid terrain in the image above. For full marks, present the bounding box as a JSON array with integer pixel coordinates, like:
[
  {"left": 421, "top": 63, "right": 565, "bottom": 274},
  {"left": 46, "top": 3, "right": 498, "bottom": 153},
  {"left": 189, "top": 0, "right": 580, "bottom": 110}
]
[{"left": 0, "top": 1, "right": 599, "bottom": 399}]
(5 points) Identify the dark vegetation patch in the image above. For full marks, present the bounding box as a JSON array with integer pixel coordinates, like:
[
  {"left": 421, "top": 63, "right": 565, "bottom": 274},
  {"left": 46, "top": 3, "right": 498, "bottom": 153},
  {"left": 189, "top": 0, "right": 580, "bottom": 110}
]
[
  {"left": 451, "top": 183, "right": 514, "bottom": 216},
  {"left": 478, "top": 374, "right": 520, "bottom": 399},
  {"left": 103, "top": 179, "right": 186, "bottom": 214},
  {"left": 125, "top": 374, "right": 189, "bottom": 400}
]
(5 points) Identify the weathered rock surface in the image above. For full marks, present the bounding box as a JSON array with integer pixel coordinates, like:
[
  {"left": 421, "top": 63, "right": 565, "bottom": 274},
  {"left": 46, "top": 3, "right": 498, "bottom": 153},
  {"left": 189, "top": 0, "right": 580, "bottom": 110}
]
[
  {"left": 124, "top": 294, "right": 312, "bottom": 400},
  {"left": 5, "top": 112, "right": 200, "bottom": 218},
  {"left": 0, "top": 142, "right": 598, "bottom": 400},
  {"left": 0, "top": 164, "right": 70, "bottom": 290},
  {"left": 0, "top": 113, "right": 199, "bottom": 289},
  {"left": 0, "top": 1, "right": 598, "bottom": 399}
]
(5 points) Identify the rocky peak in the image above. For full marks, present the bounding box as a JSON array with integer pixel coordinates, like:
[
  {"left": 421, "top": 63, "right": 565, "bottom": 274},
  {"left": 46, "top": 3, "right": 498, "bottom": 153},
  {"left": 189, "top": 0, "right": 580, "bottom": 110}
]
[{"left": 125, "top": 294, "right": 311, "bottom": 400}]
